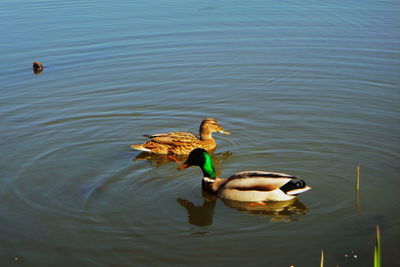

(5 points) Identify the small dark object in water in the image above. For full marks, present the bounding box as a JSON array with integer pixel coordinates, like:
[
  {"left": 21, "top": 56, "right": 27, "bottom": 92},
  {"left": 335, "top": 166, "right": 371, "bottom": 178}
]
[
  {"left": 33, "top": 61, "right": 44, "bottom": 74},
  {"left": 33, "top": 62, "right": 43, "bottom": 70}
]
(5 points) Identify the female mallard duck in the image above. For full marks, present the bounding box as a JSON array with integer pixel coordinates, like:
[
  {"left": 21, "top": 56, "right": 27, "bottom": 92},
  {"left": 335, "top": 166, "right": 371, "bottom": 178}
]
[
  {"left": 178, "top": 148, "right": 311, "bottom": 202},
  {"left": 131, "top": 118, "right": 230, "bottom": 155}
]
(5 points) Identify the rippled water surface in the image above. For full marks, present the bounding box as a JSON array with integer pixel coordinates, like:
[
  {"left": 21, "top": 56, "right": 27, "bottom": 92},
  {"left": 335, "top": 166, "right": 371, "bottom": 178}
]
[{"left": 2, "top": 0, "right": 399, "bottom": 266}]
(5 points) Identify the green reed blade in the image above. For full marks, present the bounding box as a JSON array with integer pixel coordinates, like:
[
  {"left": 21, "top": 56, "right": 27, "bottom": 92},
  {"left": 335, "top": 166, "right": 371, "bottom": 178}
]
[{"left": 374, "top": 225, "right": 381, "bottom": 267}]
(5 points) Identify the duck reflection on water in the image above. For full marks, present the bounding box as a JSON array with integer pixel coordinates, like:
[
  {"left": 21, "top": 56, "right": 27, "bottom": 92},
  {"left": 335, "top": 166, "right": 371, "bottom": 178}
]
[
  {"left": 133, "top": 151, "right": 188, "bottom": 167},
  {"left": 222, "top": 197, "right": 308, "bottom": 223},
  {"left": 177, "top": 192, "right": 217, "bottom": 227},
  {"left": 132, "top": 150, "right": 232, "bottom": 170},
  {"left": 178, "top": 192, "right": 309, "bottom": 226}
]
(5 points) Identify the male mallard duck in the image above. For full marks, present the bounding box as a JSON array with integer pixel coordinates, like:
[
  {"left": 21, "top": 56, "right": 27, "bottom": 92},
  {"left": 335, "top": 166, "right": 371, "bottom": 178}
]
[
  {"left": 178, "top": 148, "right": 311, "bottom": 202},
  {"left": 131, "top": 118, "right": 230, "bottom": 155}
]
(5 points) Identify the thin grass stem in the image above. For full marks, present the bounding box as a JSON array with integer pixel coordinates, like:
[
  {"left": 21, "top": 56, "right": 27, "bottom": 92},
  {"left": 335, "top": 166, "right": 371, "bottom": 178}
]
[
  {"left": 374, "top": 225, "right": 381, "bottom": 267},
  {"left": 320, "top": 249, "right": 324, "bottom": 267}
]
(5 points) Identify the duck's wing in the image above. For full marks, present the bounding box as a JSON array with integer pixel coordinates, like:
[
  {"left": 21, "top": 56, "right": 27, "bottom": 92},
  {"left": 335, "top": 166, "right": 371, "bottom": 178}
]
[
  {"left": 143, "top": 132, "right": 198, "bottom": 145},
  {"left": 224, "top": 171, "right": 297, "bottom": 192}
]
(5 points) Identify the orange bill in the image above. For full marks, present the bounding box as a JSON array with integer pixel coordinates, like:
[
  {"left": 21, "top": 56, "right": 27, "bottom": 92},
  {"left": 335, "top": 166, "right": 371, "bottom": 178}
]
[{"left": 177, "top": 162, "right": 190, "bottom": 171}]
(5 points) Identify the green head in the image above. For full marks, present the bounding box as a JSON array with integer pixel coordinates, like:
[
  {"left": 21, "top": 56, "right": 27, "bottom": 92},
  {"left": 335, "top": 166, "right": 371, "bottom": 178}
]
[{"left": 177, "top": 148, "right": 216, "bottom": 179}]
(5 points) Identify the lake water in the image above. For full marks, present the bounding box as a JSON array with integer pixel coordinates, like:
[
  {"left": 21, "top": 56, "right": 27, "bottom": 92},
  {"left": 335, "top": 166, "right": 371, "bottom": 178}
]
[{"left": 1, "top": 0, "right": 399, "bottom": 266}]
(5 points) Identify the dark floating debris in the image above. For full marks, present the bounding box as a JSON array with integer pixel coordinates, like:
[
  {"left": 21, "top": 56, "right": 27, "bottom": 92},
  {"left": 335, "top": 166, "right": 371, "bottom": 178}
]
[{"left": 33, "top": 61, "right": 44, "bottom": 74}]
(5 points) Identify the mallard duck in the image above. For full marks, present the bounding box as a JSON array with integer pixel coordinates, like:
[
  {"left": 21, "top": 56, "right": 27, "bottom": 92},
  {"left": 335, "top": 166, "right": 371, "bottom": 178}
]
[
  {"left": 178, "top": 148, "right": 311, "bottom": 202},
  {"left": 131, "top": 118, "right": 230, "bottom": 155}
]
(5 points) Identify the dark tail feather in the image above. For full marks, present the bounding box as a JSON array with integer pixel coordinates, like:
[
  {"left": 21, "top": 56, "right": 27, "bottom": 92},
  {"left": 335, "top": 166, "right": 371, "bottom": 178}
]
[{"left": 280, "top": 180, "right": 307, "bottom": 194}]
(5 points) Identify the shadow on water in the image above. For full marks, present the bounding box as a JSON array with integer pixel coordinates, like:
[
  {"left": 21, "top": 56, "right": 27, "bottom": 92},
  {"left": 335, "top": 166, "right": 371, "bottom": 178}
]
[{"left": 178, "top": 192, "right": 309, "bottom": 226}]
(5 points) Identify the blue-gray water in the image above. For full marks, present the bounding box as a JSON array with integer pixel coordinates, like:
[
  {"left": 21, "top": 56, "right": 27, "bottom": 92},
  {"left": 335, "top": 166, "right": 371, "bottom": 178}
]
[{"left": 1, "top": 0, "right": 399, "bottom": 266}]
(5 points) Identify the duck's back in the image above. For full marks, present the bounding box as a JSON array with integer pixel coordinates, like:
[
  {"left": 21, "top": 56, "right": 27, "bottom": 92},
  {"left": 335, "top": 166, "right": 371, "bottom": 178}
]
[
  {"left": 218, "top": 171, "right": 297, "bottom": 202},
  {"left": 136, "top": 131, "right": 216, "bottom": 155}
]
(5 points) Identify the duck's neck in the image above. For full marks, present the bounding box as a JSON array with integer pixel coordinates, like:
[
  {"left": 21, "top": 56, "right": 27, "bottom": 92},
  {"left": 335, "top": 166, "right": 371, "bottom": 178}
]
[
  {"left": 202, "top": 177, "right": 217, "bottom": 194},
  {"left": 200, "top": 155, "right": 216, "bottom": 179},
  {"left": 202, "top": 177, "right": 227, "bottom": 194},
  {"left": 199, "top": 126, "right": 213, "bottom": 140},
  {"left": 198, "top": 152, "right": 218, "bottom": 193},
  {"left": 200, "top": 157, "right": 217, "bottom": 193}
]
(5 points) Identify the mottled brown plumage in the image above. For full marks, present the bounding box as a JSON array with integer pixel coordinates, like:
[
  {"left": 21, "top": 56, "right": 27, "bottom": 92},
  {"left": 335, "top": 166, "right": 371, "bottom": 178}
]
[{"left": 130, "top": 118, "right": 230, "bottom": 155}]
